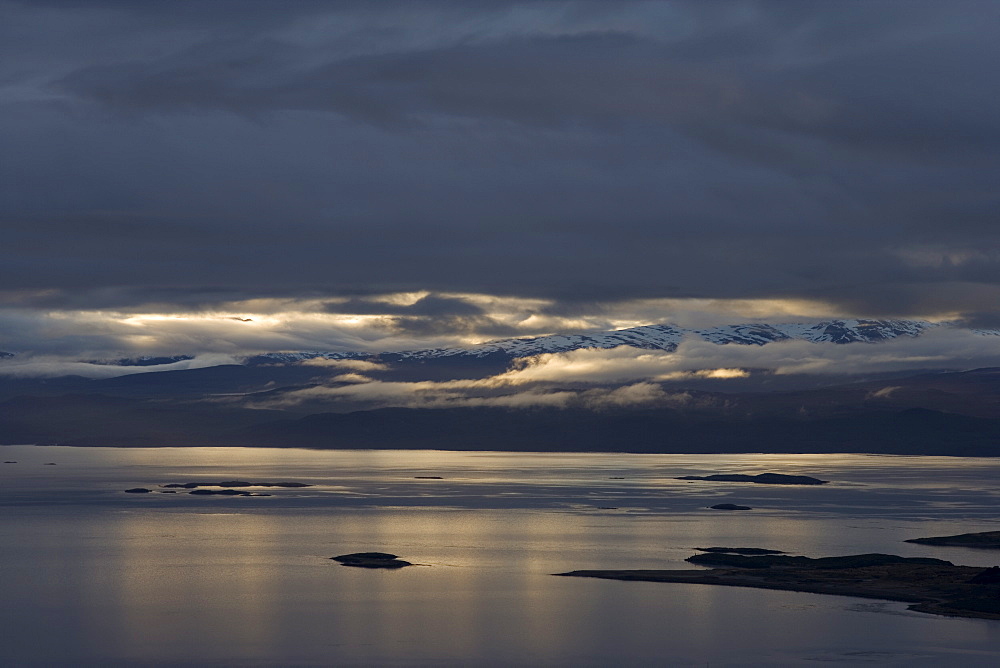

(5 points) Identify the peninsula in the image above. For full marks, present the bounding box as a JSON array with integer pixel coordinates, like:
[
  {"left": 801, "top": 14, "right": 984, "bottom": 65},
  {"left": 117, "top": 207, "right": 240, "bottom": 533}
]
[
  {"left": 556, "top": 553, "right": 1000, "bottom": 619},
  {"left": 905, "top": 530, "right": 1000, "bottom": 549}
]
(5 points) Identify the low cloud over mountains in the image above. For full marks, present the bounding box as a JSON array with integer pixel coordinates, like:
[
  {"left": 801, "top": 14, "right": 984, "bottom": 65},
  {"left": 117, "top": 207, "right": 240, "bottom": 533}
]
[{"left": 245, "top": 327, "right": 1000, "bottom": 412}]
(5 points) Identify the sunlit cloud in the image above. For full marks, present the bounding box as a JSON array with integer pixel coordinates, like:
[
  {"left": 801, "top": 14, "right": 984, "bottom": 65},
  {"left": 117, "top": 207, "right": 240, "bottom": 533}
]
[
  {"left": 594, "top": 298, "right": 857, "bottom": 329},
  {"left": 0, "top": 354, "right": 239, "bottom": 379},
  {"left": 244, "top": 326, "right": 1000, "bottom": 411},
  {"left": 0, "top": 291, "right": 993, "bottom": 375},
  {"left": 299, "top": 358, "right": 388, "bottom": 372},
  {"left": 496, "top": 328, "right": 1000, "bottom": 384},
  {"left": 867, "top": 386, "right": 901, "bottom": 400},
  {"left": 255, "top": 377, "right": 687, "bottom": 411},
  {"left": 328, "top": 373, "right": 375, "bottom": 384},
  {"left": 1, "top": 293, "right": 856, "bottom": 358}
]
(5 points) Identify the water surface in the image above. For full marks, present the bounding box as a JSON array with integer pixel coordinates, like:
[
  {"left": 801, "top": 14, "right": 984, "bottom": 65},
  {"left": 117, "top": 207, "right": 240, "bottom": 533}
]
[{"left": 4, "top": 446, "right": 1000, "bottom": 666}]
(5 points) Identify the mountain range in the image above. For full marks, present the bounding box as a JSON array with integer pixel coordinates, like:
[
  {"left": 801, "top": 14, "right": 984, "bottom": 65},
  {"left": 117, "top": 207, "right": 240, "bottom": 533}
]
[
  {"left": 2, "top": 319, "right": 1000, "bottom": 455},
  {"left": 245, "top": 319, "right": 960, "bottom": 365},
  {"left": 4, "top": 319, "right": 989, "bottom": 370}
]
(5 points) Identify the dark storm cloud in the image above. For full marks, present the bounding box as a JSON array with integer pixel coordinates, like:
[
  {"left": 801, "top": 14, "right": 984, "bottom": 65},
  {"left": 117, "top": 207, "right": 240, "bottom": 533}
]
[
  {"left": 389, "top": 315, "right": 522, "bottom": 339},
  {"left": 61, "top": 19, "right": 1000, "bottom": 163},
  {"left": 960, "top": 312, "right": 1000, "bottom": 330},
  {"left": 324, "top": 294, "right": 520, "bottom": 337},
  {"left": 3, "top": 0, "right": 1000, "bottom": 326},
  {"left": 324, "top": 295, "right": 484, "bottom": 317}
]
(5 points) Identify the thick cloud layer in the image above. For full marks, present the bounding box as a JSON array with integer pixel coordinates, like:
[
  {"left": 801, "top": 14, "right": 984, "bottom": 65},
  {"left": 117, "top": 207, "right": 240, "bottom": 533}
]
[
  {"left": 3, "top": 1, "right": 1000, "bottom": 354},
  {"left": 0, "top": 292, "right": 863, "bottom": 357}
]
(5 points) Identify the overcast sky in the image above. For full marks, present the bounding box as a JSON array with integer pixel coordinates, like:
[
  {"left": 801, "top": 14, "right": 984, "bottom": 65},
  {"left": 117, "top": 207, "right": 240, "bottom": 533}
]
[{"left": 3, "top": 0, "right": 1000, "bottom": 356}]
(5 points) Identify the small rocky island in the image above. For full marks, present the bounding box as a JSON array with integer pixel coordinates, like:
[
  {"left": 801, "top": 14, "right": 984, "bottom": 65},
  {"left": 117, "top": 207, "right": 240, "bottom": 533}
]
[
  {"left": 556, "top": 552, "right": 1000, "bottom": 619},
  {"left": 123, "top": 480, "right": 312, "bottom": 496},
  {"left": 695, "top": 547, "right": 786, "bottom": 555},
  {"left": 160, "top": 481, "right": 313, "bottom": 488},
  {"left": 709, "top": 503, "right": 752, "bottom": 510},
  {"left": 331, "top": 552, "right": 412, "bottom": 569},
  {"left": 905, "top": 530, "right": 1000, "bottom": 549},
  {"left": 188, "top": 489, "right": 272, "bottom": 496},
  {"left": 677, "top": 473, "right": 828, "bottom": 485}
]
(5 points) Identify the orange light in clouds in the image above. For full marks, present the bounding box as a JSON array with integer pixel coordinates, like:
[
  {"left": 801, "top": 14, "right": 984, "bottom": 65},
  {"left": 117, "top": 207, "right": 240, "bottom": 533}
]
[{"left": 701, "top": 368, "right": 750, "bottom": 378}]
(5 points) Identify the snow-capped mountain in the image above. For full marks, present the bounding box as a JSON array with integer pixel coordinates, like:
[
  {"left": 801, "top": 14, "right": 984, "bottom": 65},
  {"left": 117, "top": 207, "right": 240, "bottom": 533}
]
[
  {"left": 248, "top": 319, "right": 974, "bottom": 365},
  {"left": 2, "top": 320, "right": 981, "bottom": 368},
  {"left": 399, "top": 319, "right": 937, "bottom": 359}
]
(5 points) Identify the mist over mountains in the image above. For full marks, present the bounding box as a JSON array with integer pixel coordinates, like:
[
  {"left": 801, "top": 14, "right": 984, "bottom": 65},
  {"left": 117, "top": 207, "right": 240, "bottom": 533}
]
[
  {"left": 245, "top": 319, "right": 948, "bottom": 364},
  {"left": 2, "top": 319, "right": 1000, "bottom": 455}
]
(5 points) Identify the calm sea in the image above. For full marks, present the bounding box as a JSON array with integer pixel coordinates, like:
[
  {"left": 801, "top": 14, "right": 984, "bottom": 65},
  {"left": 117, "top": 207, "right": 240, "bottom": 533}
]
[{"left": 3, "top": 446, "right": 1000, "bottom": 667}]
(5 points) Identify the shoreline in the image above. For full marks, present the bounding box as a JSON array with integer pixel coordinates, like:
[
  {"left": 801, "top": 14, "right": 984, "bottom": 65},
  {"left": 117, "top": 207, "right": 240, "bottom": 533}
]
[{"left": 556, "top": 563, "right": 1000, "bottom": 620}]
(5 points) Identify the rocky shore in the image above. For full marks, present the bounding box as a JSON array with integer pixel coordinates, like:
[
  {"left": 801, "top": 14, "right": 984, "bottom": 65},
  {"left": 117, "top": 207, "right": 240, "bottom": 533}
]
[{"left": 556, "top": 553, "right": 1000, "bottom": 620}]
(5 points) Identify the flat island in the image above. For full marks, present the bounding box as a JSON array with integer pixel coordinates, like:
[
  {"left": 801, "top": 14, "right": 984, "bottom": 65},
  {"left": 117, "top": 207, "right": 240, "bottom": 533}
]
[
  {"left": 905, "top": 530, "right": 1000, "bottom": 549},
  {"left": 709, "top": 503, "right": 752, "bottom": 510},
  {"left": 556, "top": 553, "right": 1000, "bottom": 620},
  {"left": 676, "top": 473, "right": 828, "bottom": 485},
  {"left": 121, "top": 480, "right": 314, "bottom": 496}
]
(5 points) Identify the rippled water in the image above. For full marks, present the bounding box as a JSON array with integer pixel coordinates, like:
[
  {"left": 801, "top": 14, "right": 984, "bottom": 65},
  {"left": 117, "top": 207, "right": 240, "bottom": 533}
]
[{"left": 3, "top": 446, "right": 1000, "bottom": 666}]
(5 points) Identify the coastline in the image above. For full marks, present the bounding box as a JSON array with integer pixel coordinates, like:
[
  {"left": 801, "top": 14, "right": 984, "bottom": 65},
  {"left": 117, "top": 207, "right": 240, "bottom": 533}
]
[{"left": 556, "top": 563, "right": 1000, "bottom": 620}]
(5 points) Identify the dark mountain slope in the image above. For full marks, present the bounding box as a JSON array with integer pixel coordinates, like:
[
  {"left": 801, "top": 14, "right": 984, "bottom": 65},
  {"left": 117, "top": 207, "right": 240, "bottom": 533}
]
[{"left": 234, "top": 406, "right": 1000, "bottom": 456}]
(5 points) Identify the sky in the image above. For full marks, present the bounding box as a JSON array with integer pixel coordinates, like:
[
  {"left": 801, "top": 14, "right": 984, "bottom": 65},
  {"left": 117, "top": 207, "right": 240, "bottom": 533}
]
[{"left": 3, "top": 0, "right": 1000, "bottom": 359}]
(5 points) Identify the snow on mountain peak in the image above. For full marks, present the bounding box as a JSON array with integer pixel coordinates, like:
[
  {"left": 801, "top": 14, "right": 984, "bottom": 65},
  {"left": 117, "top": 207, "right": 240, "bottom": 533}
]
[
  {"left": 392, "top": 319, "right": 943, "bottom": 359},
  {"left": 247, "top": 319, "right": 987, "bottom": 365}
]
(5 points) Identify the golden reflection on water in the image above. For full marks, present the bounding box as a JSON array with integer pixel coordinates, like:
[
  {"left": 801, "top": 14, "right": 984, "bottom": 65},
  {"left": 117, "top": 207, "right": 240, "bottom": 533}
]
[
  {"left": 101, "top": 511, "right": 283, "bottom": 657},
  {"left": 6, "top": 446, "right": 1000, "bottom": 665}
]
